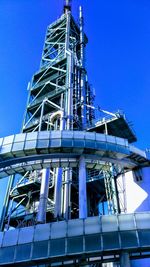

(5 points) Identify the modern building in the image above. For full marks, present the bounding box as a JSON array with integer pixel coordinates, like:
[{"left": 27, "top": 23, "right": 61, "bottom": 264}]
[{"left": 0, "top": 1, "right": 150, "bottom": 266}]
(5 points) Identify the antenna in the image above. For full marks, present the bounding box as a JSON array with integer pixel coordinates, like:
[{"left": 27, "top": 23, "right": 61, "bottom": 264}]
[{"left": 64, "top": 0, "right": 72, "bottom": 13}]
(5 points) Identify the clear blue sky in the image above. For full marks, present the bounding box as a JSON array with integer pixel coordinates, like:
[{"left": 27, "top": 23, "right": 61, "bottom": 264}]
[{"left": 0, "top": 0, "right": 150, "bottom": 151}]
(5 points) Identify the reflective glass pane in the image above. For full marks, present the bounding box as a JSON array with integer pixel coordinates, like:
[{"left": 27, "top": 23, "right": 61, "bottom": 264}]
[
  {"left": 16, "top": 243, "right": 31, "bottom": 261},
  {"left": 26, "top": 132, "right": 38, "bottom": 140},
  {"left": 74, "top": 140, "right": 84, "bottom": 147},
  {"left": 118, "top": 214, "right": 135, "bottom": 230},
  {"left": 74, "top": 131, "right": 85, "bottom": 139},
  {"left": 3, "top": 229, "right": 19, "bottom": 247},
  {"left": 37, "top": 139, "right": 49, "bottom": 148},
  {"left": 96, "top": 134, "right": 106, "bottom": 142},
  {"left": 120, "top": 231, "right": 138, "bottom": 248},
  {"left": 138, "top": 230, "right": 150, "bottom": 247},
  {"left": 85, "top": 132, "right": 95, "bottom": 140},
  {"left": 103, "top": 232, "right": 120, "bottom": 250},
  {"left": 34, "top": 224, "right": 50, "bottom": 241},
  {"left": 3, "top": 135, "right": 14, "bottom": 145},
  {"left": 0, "top": 144, "right": 12, "bottom": 154},
  {"left": 68, "top": 219, "right": 83, "bottom": 237},
  {"left": 51, "top": 131, "right": 61, "bottom": 139},
  {"left": 32, "top": 241, "right": 48, "bottom": 259},
  {"left": 61, "top": 139, "right": 72, "bottom": 147},
  {"left": 12, "top": 142, "right": 24, "bottom": 151},
  {"left": 135, "top": 213, "right": 150, "bottom": 229},
  {"left": 38, "top": 131, "right": 50, "bottom": 139},
  {"left": 25, "top": 140, "right": 36, "bottom": 150},
  {"left": 102, "top": 215, "right": 118, "bottom": 232},
  {"left": 85, "top": 140, "right": 95, "bottom": 148},
  {"left": 85, "top": 217, "right": 100, "bottom": 235},
  {"left": 0, "top": 246, "right": 15, "bottom": 263},
  {"left": 51, "top": 221, "right": 66, "bottom": 239},
  {"left": 18, "top": 226, "right": 34, "bottom": 244},
  {"left": 50, "top": 139, "right": 61, "bottom": 147},
  {"left": 14, "top": 133, "right": 26, "bottom": 142},
  {"left": 62, "top": 131, "right": 73, "bottom": 139},
  {"left": 85, "top": 234, "right": 101, "bottom": 251},
  {"left": 67, "top": 236, "right": 83, "bottom": 254},
  {"left": 50, "top": 239, "right": 65, "bottom": 256}
]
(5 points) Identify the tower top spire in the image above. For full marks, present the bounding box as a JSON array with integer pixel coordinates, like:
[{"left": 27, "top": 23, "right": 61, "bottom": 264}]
[{"left": 64, "top": 0, "right": 72, "bottom": 13}]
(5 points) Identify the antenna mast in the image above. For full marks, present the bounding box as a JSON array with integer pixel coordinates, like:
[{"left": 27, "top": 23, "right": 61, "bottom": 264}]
[{"left": 64, "top": 0, "right": 72, "bottom": 13}]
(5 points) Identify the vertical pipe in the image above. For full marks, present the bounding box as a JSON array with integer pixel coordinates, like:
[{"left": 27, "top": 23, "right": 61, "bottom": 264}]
[
  {"left": 79, "top": 156, "right": 87, "bottom": 219},
  {"left": 63, "top": 168, "right": 71, "bottom": 220},
  {"left": 120, "top": 252, "right": 131, "bottom": 267},
  {"left": 54, "top": 111, "right": 64, "bottom": 219},
  {"left": 39, "top": 100, "right": 45, "bottom": 131},
  {"left": 79, "top": 6, "right": 84, "bottom": 68},
  {"left": 37, "top": 168, "right": 50, "bottom": 224},
  {"left": 54, "top": 168, "right": 63, "bottom": 218},
  {"left": 79, "top": 6, "right": 85, "bottom": 129}
]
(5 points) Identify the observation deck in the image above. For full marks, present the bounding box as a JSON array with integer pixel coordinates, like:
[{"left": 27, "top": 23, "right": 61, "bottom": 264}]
[{"left": 0, "top": 213, "right": 150, "bottom": 266}]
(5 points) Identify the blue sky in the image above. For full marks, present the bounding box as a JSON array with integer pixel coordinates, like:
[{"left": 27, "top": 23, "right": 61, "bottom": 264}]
[{"left": 0, "top": 0, "right": 150, "bottom": 151}]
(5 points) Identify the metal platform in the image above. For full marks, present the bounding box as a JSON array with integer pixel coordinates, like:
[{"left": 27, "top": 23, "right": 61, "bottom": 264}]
[{"left": 87, "top": 113, "right": 137, "bottom": 143}]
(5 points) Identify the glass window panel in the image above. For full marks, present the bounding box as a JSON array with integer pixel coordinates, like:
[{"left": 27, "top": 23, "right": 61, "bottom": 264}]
[
  {"left": 117, "top": 146, "right": 129, "bottom": 155},
  {"left": 85, "top": 140, "right": 95, "bottom": 148},
  {"left": 85, "top": 234, "right": 101, "bottom": 252},
  {"left": 74, "top": 140, "right": 84, "bottom": 147},
  {"left": 135, "top": 213, "right": 150, "bottom": 229},
  {"left": 25, "top": 140, "right": 36, "bottom": 150},
  {"left": 67, "top": 236, "right": 83, "bottom": 254},
  {"left": 38, "top": 131, "right": 50, "bottom": 139},
  {"left": 0, "top": 144, "right": 12, "bottom": 154},
  {"left": 102, "top": 215, "right": 118, "bottom": 232},
  {"left": 96, "top": 142, "right": 107, "bottom": 150},
  {"left": 61, "top": 139, "right": 72, "bottom": 147},
  {"left": 50, "top": 238, "right": 65, "bottom": 256},
  {"left": 68, "top": 219, "right": 83, "bottom": 237},
  {"left": 96, "top": 134, "right": 106, "bottom": 142},
  {"left": 74, "top": 131, "right": 85, "bottom": 139},
  {"left": 118, "top": 214, "right": 135, "bottom": 230},
  {"left": 16, "top": 243, "right": 31, "bottom": 261},
  {"left": 3, "top": 229, "right": 19, "bottom": 247},
  {"left": 103, "top": 232, "right": 120, "bottom": 250},
  {"left": 34, "top": 224, "right": 50, "bottom": 241},
  {"left": 51, "top": 221, "right": 67, "bottom": 239},
  {"left": 50, "top": 131, "right": 61, "bottom": 139},
  {"left": 26, "top": 132, "right": 38, "bottom": 140},
  {"left": 50, "top": 139, "right": 61, "bottom": 147},
  {"left": 85, "top": 217, "right": 100, "bottom": 235},
  {"left": 106, "top": 135, "right": 116, "bottom": 144},
  {"left": 107, "top": 143, "right": 117, "bottom": 152},
  {"left": 120, "top": 231, "right": 138, "bottom": 248},
  {"left": 14, "top": 133, "right": 26, "bottom": 142},
  {"left": 18, "top": 226, "right": 34, "bottom": 244},
  {"left": 3, "top": 135, "right": 14, "bottom": 145},
  {"left": 116, "top": 137, "right": 125, "bottom": 146},
  {"left": 37, "top": 139, "right": 49, "bottom": 148},
  {"left": 138, "top": 230, "right": 150, "bottom": 247},
  {"left": 0, "top": 246, "right": 15, "bottom": 263},
  {"left": 32, "top": 241, "right": 48, "bottom": 259},
  {"left": 62, "top": 131, "right": 73, "bottom": 139},
  {"left": 85, "top": 132, "right": 95, "bottom": 140},
  {"left": 12, "top": 142, "right": 24, "bottom": 151}
]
